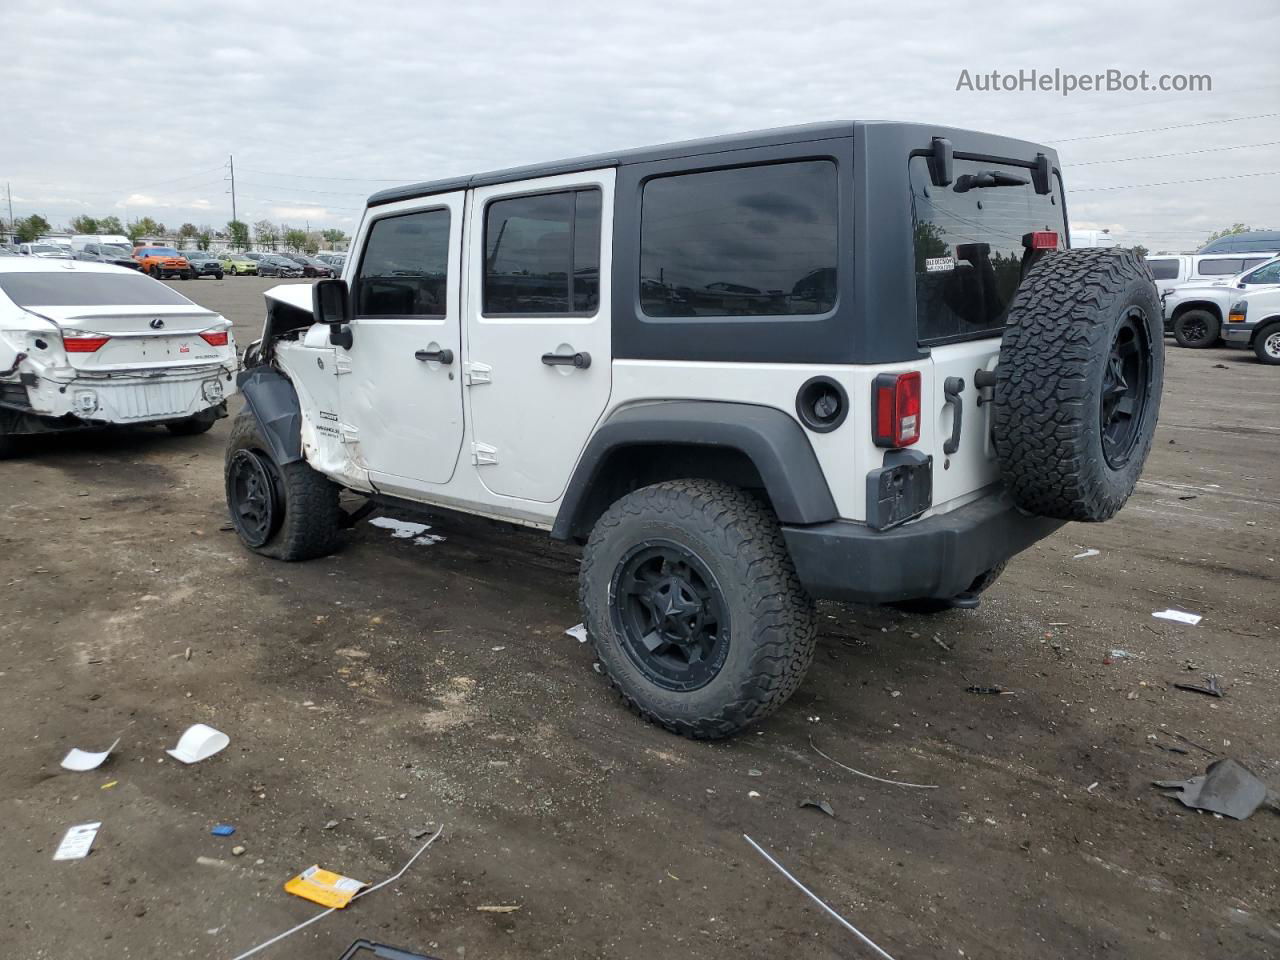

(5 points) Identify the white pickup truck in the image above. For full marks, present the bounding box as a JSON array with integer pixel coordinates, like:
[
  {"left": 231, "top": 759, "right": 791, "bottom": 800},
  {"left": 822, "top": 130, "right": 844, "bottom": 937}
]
[{"left": 1162, "top": 256, "right": 1280, "bottom": 348}]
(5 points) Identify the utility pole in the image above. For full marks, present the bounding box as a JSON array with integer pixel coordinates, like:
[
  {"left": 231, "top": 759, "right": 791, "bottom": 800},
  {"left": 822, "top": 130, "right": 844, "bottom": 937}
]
[
  {"left": 228, "top": 154, "right": 237, "bottom": 225},
  {"left": 5, "top": 182, "right": 13, "bottom": 242}
]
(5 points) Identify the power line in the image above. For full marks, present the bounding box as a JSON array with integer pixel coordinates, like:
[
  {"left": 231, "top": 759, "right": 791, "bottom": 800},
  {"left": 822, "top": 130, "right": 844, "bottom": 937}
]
[
  {"left": 238, "top": 180, "right": 370, "bottom": 198},
  {"left": 1067, "top": 140, "right": 1280, "bottom": 166},
  {"left": 239, "top": 167, "right": 417, "bottom": 183},
  {"left": 1072, "top": 170, "right": 1280, "bottom": 193},
  {"left": 1049, "top": 112, "right": 1280, "bottom": 144}
]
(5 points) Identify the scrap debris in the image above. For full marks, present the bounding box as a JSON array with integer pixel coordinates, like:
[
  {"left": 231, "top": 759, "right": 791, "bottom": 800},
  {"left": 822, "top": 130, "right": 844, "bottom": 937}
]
[
  {"left": 1173, "top": 675, "right": 1224, "bottom": 698},
  {"left": 1154, "top": 759, "right": 1277, "bottom": 820},
  {"left": 228, "top": 826, "right": 444, "bottom": 960},
  {"left": 809, "top": 736, "right": 938, "bottom": 790},
  {"left": 61, "top": 737, "right": 120, "bottom": 772},
  {"left": 166, "top": 723, "right": 229, "bottom": 764},
  {"left": 800, "top": 798, "right": 836, "bottom": 818},
  {"left": 744, "top": 834, "right": 898, "bottom": 960},
  {"left": 565, "top": 623, "right": 589, "bottom": 643},
  {"left": 476, "top": 904, "right": 521, "bottom": 914},
  {"left": 1072, "top": 549, "right": 1100, "bottom": 559},
  {"left": 966, "top": 685, "right": 1014, "bottom": 696},
  {"left": 1153, "top": 609, "right": 1203, "bottom": 626},
  {"left": 53, "top": 821, "right": 101, "bottom": 861}
]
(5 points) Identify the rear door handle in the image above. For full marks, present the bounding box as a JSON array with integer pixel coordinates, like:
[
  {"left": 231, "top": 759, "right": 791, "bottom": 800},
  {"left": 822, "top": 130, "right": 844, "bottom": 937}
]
[
  {"left": 943, "top": 376, "right": 965, "bottom": 455},
  {"left": 541, "top": 351, "right": 591, "bottom": 369},
  {"left": 415, "top": 348, "right": 454, "bottom": 365}
]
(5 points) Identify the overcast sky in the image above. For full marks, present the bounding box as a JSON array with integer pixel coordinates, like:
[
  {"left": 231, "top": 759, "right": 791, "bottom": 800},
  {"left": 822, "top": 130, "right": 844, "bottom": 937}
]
[{"left": 5, "top": 0, "right": 1278, "bottom": 252}]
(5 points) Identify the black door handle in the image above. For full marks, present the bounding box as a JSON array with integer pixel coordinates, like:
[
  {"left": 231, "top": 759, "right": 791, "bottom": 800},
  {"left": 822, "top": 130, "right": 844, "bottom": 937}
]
[
  {"left": 414, "top": 348, "right": 454, "bottom": 365},
  {"left": 541, "top": 351, "right": 591, "bottom": 369},
  {"left": 943, "top": 376, "right": 964, "bottom": 455}
]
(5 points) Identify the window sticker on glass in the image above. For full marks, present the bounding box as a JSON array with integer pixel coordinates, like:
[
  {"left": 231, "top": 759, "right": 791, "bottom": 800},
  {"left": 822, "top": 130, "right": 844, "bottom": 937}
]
[{"left": 925, "top": 256, "right": 955, "bottom": 273}]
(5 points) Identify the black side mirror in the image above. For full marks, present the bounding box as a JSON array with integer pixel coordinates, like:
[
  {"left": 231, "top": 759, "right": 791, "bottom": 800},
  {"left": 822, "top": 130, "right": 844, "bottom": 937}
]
[
  {"left": 314, "top": 278, "right": 353, "bottom": 348},
  {"left": 1031, "top": 153, "right": 1053, "bottom": 195}
]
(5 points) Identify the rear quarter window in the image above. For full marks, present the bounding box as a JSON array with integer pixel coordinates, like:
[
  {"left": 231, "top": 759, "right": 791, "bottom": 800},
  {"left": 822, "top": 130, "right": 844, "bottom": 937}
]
[
  {"left": 1147, "top": 258, "right": 1180, "bottom": 280},
  {"left": 1196, "top": 259, "right": 1242, "bottom": 276}
]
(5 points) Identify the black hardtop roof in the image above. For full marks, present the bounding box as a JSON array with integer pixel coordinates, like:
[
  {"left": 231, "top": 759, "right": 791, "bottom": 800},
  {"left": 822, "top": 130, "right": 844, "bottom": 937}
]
[{"left": 366, "top": 120, "right": 1057, "bottom": 208}]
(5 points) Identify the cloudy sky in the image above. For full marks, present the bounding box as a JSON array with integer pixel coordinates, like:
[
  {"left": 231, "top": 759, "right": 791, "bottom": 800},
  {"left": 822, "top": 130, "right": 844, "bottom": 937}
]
[{"left": 5, "top": 0, "right": 1278, "bottom": 252}]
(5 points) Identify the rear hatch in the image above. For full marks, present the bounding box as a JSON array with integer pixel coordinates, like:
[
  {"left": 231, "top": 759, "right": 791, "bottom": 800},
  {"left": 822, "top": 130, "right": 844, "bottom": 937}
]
[
  {"left": 0, "top": 269, "right": 232, "bottom": 372},
  {"left": 909, "top": 153, "right": 1067, "bottom": 513}
]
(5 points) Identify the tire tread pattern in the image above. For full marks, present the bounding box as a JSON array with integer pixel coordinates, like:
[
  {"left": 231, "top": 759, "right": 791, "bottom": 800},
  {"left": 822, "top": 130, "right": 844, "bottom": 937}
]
[{"left": 580, "top": 479, "right": 816, "bottom": 740}]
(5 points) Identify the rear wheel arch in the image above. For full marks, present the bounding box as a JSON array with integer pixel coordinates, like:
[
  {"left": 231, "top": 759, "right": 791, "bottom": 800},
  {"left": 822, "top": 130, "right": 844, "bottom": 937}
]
[
  {"left": 551, "top": 401, "right": 838, "bottom": 542},
  {"left": 1170, "top": 300, "right": 1223, "bottom": 323}
]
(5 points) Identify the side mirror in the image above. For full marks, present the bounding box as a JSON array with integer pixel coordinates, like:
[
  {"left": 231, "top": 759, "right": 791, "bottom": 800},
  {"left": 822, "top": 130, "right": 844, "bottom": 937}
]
[
  {"left": 314, "top": 278, "right": 353, "bottom": 349},
  {"left": 926, "top": 137, "right": 953, "bottom": 187}
]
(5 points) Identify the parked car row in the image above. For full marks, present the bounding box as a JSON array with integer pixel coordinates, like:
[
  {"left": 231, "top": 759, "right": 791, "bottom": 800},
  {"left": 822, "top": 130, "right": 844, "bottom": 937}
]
[{"left": 1150, "top": 252, "right": 1280, "bottom": 356}]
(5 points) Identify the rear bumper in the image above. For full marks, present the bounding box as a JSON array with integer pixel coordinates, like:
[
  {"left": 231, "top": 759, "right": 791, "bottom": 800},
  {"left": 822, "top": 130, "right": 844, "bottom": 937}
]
[
  {"left": 782, "top": 491, "right": 1064, "bottom": 603},
  {"left": 7, "top": 363, "right": 238, "bottom": 431}
]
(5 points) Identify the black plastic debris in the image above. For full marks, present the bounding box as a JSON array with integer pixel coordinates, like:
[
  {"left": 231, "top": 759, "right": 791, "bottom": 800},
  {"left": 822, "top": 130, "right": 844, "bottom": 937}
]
[
  {"left": 1173, "top": 675, "right": 1224, "bottom": 698},
  {"left": 339, "top": 940, "right": 440, "bottom": 960},
  {"left": 1154, "top": 759, "right": 1275, "bottom": 820},
  {"left": 800, "top": 798, "right": 836, "bottom": 818},
  {"left": 966, "top": 685, "right": 1012, "bottom": 696}
]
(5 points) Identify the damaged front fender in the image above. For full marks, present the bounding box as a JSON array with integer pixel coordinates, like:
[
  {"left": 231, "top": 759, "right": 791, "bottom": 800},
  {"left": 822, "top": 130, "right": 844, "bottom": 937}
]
[{"left": 237, "top": 365, "right": 304, "bottom": 465}]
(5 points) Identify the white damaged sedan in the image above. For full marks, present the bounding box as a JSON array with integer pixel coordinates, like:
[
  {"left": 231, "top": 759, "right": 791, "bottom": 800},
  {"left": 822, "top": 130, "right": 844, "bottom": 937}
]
[{"left": 0, "top": 258, "right": 237, "bottom": 455}]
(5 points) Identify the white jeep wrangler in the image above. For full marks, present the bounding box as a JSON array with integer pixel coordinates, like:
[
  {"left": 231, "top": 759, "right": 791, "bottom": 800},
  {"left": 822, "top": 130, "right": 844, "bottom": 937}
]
[{"left": 226, "top": 122, "right": 1164, "bottom": 738}]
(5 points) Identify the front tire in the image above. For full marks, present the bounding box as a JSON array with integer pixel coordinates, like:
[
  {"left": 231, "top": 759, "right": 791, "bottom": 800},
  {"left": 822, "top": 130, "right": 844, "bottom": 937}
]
[
  {"left": 224, "top": 412, "right": 343, "bottom": 561},
  {"left": 230, "top": 265, "right": 238, "bottom": 276},
  {"left": 1254, "top": 323, "right": 1280, "bottom": 365},
  {"left": 580, "top": 479, "right": 817, "bottom": 739},
  {"left": 1173, "top": 308, "right": 1220, "bottom": 348}
]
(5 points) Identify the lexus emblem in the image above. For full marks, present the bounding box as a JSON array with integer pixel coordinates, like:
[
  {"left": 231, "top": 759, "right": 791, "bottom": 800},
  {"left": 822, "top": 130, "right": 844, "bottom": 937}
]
[{"left": 149, "top": 318, "right": 165, "bottom": 329}]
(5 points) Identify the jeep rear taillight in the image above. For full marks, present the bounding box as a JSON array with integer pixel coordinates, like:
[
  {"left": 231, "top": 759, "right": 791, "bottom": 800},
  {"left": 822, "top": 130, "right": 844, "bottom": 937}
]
[
  {"left": 1025, "top": 230, "right": 1059, "bottom": 250},
  {"left": 199, "top": 330, "right": 229, "bottom": 346},
  {"left": 872, "top": 371, "right": 922, "bottom": 448},
  {"left": 62, "top": 333, "right": 111, "bottom": 353}
]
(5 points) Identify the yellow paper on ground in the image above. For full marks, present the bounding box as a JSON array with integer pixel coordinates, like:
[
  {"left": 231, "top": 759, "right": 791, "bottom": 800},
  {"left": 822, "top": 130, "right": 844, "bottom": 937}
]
[{"left": 284, "top": 865, "right": 367, "bottom": 908}]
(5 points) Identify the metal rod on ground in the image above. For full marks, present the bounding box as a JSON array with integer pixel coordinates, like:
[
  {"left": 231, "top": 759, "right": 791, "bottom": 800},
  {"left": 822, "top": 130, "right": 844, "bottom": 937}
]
[
  {"left": 744, "top": 834, "right": 898, "bottom": 960},
  {"left": 227, "top": 825, "right": 444, "bottom": 960}
]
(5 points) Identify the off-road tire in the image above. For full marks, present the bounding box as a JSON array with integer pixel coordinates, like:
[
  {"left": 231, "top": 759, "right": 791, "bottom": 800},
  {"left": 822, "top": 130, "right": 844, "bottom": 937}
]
[
  {"left": 993, "top": 248, "right": 1163, "bottom": 522},
  {"left": 1253, "top": 322, "right": 1280, "bottom": 365},
  {"left": 224, "top": 411, "right": 343, "bottom": 561},
  {"left": 1173, "top": 308, "right": 1220, "bottom": 348},
  {"left": 580, "top": 479, "right": 817, "bottom": 739},
  {"left": 891, "top": 562, "right": 1006, "bottom": 615}
]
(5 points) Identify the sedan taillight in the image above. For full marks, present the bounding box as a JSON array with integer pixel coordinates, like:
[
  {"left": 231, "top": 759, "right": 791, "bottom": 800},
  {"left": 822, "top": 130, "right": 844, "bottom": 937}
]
[
  {"left": 199, "top": 330, "right": 230, "bottom": 346},
  {"left": 63, "top": 333, "right": 111, "bottom": 353}
]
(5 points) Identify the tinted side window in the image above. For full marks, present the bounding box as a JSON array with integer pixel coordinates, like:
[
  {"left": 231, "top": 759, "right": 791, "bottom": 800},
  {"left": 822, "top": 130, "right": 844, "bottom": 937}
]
[
  {"left": 355, "top": 208, "right": 450, "bottom": 317},
  {"left": 640, "top": 160, "right": 837, "bottom": 318},
  {"left": 1243, "top": 260, "right": 1280, "bottom": 284},
  {"left": 1147, "top": 258, "right": 1180, "bottom": 280},
  {"left": 1241, "top": 257, "right": 1270, "bottom": 272},
  {"left": 484, "top": 188, "right": 601, "bottom": 315},
  {"left": 1197, "top": 258, "right": 1241, "bottom": 276}
]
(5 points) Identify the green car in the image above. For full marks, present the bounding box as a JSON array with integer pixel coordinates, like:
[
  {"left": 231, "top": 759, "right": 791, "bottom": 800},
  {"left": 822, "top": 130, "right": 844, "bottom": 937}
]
[{"left": 219, "top": 253, "right": 258, "bottom": 276}]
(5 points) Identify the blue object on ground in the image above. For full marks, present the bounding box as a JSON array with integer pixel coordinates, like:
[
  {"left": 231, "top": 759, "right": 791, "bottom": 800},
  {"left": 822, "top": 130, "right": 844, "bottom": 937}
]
[{"left": 211, "top": 824, "right": 236, "bottom": 836}]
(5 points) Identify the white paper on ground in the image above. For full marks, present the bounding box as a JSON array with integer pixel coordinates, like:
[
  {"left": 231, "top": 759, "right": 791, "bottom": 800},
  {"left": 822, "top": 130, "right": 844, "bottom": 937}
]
[
  {"left": 1153, "top": 609, "right": 1203, "bottom": 626},
  {"left": 565, "top": 623, "right": 588, "bottom": 643},
  {"left": 61, "top": 737, "right": 120, "bottom": 772},
  {"left": 1073, "top": 549, "right": 1101, "bottom": 559},
  {"left": 368, "top": 517, "right": 445, "bottom": 546},
  {"left": 166, "top": 723, "right": 230, "bottom": 764},
  {"left": 53, "top": 822, "right": 101, "bottom": 860}
]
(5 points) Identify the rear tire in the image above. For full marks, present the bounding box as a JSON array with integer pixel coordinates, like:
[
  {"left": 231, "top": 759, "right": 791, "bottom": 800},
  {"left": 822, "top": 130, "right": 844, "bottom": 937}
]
[
  {"left": 580, "top": 479, "right": 817, "bottom": 739},
  {"left": 1173, "top": 308, "right": 1220, "bottom": 348},
  {"left": 230, "top": 265, "right": 238, "bottom": 276},
  {"left": 224, "top": 412, "right": 343, "bottom": 561},
  {"left": 1254, "top": 323, "right": 1280, "bottom": 365},
  {"left": 215, "top": 271, "right": 224, "bottom": 280},
  {"left": 993, "top": 248, "right": 1163, "bottom": 522}
]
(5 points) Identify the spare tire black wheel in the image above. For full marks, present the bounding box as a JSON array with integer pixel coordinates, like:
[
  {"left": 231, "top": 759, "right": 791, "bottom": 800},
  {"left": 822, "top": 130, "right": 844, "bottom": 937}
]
[
  {"left": 993, "top": 249, "right": 1163, "bottom": 522},
  {"left": 1173, "top": 308, "right": 1220, "bottom": 348}
]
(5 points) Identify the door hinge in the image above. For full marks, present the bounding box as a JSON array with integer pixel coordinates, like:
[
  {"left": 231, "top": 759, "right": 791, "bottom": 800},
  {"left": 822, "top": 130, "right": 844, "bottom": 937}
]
[
  {"left": 471, "top": 441, "right": 498, "bottom": 465},
  {"left": 464, "top": 361, "right": 492, "bottom": 385},
  {"left": 334, "top": 354, "right": 353, "bottom": 376}
]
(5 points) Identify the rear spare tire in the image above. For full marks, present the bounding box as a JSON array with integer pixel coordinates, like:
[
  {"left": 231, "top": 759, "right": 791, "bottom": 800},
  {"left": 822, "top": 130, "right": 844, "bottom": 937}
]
[
  {"left": 1172, "top": 308, "right": 1220, "bottom": 348},
  {"left": 993, "top": 248, "right": 1163, "bottom": 522}
]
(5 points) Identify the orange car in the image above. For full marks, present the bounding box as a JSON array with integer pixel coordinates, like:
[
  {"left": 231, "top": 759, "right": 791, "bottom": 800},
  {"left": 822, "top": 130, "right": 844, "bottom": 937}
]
[{"left": 132, "top": 245, "right": 193, "bottom": 280}]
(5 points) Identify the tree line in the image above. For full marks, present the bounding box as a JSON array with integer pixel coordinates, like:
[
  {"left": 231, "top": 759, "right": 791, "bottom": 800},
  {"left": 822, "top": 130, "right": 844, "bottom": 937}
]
[{"left": 4, "top": 213, "right": 347, "bottom": 253}]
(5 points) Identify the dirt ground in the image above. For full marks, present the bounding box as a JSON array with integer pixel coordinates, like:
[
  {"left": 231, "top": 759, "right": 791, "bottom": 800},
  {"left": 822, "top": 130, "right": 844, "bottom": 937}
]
[{"left": 2, "top": 276, "right": 1277, "bottom": 960}]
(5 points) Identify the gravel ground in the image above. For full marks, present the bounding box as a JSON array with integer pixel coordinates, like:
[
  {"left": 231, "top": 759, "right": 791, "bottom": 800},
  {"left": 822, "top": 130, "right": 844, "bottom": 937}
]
[{"left": 1, "top": 276, "right": 1277, "bottom": 959}]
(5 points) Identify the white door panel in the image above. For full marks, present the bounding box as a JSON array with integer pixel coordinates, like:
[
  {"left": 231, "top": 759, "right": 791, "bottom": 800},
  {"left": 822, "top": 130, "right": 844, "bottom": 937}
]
[
  {"left": 465, "top": 170, "right": 615, "bottom": 503},
  {"left": 339, "top": 192, "right": 466, "bottom": 493}
]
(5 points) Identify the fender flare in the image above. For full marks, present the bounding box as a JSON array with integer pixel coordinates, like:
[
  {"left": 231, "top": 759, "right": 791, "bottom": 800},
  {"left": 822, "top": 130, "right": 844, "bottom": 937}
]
[
  {"left": 551, "top": 400, "right": 838, "bottom": 540},
  {"left": 237, "top": 365, "right": 303, "bottom": 465}
]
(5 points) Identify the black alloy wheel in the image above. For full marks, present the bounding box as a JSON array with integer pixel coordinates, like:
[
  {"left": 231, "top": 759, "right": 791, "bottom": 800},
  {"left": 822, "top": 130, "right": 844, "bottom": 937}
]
[
  {"left": 227, "top": 448, "right": 280, "bottom": 547},
  {"left": 611, "top": 540, "right": 730, "bottom": 692},
  {"left": 1100, "top": 308, "right": 1151, "bottom": 469}
]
